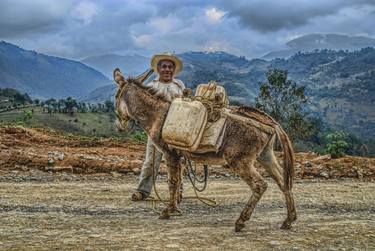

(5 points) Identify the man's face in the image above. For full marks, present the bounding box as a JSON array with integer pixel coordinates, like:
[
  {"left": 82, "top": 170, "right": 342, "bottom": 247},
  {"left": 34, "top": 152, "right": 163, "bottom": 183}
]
[{"left": 157, "top": 60, "right": 175, "bottom": 83}]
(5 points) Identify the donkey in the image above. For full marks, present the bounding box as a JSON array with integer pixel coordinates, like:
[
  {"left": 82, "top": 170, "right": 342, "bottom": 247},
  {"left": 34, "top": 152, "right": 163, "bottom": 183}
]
[{"left": 114, "top": 68, "right": 297, "bottom": 232}]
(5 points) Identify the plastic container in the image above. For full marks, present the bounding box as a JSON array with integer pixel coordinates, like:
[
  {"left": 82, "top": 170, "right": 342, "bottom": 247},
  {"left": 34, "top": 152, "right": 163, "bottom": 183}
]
[
  {"left": 162, "top": 98, "right": 207, "bottom": 151},
  {"left": 195, "top": 82, "right": 228, "bottom": 104}
]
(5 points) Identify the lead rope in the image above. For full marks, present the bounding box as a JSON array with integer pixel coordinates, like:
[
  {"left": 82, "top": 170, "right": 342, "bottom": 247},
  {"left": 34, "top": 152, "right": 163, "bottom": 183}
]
[
  {"left": 146, "top": 146, "right": 218, "bottom": 215},
  {"left": 185, "top": 159, "right": 218, "bottom": 207}
]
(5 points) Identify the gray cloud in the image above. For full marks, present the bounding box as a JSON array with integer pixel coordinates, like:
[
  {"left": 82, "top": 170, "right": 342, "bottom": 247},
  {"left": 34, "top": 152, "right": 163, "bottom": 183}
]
[
  {"left": 220, "top": 0, "right": 375, "bottom": 32},
  {"left": 1, "top": 0, "right": 374, "bottom": 59},
  {"left": 0, "top": 0, "right": 73, "bottom": 38},
  {"left": 58, "top": 2, "right": 156, "bottom": 58}
]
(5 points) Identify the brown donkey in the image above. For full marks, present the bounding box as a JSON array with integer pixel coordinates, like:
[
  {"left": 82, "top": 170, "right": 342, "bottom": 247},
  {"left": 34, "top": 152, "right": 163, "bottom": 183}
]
[{"left": 114, "top": 69, "right": 297, "bottom": 232}]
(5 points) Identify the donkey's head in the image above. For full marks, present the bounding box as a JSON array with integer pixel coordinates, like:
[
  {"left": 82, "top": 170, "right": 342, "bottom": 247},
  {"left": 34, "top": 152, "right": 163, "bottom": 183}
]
[{"left": 113, "top": 68, "right": 154, "bottom": 131}]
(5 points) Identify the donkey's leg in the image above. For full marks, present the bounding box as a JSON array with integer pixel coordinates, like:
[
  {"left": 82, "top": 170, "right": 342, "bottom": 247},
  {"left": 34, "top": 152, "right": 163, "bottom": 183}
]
[
  {"left": 159, "top": 152, "right": 182, "bottom": 219},
  {"left": 176, "top": 163, "right": 184, "bottom": 204},
  {"left": 234, "top": 159, "right": 268, "bottom": 232},
  {"left": 258, "top": 142, "right": 297, "bottom": 229}
]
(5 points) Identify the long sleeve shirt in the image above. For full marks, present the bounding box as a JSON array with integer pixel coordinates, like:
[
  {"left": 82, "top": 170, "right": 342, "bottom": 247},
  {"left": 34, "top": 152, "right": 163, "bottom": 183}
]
[{"left": 143, "top": 76, "right": 185, "bottom": 102}]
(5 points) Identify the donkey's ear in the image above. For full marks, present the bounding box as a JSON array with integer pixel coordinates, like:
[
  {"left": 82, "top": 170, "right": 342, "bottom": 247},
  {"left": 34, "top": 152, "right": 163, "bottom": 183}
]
[
  {"left": 114, "top": 68, "right": 126, "bottom": 86},
  {"left": 135, "top": 68, "right": 154, "bottom": 84}
]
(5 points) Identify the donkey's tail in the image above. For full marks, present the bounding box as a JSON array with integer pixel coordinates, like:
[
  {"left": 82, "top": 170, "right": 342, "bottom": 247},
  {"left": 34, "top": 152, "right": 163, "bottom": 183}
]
[
  {"left": 233, "top": 106, "right": 295, "bottom": 190},
  {"left": 274, "top": 124, "right": 295, "bottom": 190}
]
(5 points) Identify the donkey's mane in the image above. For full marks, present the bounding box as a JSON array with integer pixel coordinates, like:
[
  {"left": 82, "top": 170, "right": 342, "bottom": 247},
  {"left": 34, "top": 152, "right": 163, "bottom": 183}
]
[{"left": 124, "top": 77, "right": 171, "bottom": 103}]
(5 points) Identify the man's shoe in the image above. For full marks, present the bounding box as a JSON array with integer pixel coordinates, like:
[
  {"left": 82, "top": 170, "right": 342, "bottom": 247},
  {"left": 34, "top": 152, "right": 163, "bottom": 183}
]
[{"left": 131, "top": 191, "right": 147, "bottom": 201}]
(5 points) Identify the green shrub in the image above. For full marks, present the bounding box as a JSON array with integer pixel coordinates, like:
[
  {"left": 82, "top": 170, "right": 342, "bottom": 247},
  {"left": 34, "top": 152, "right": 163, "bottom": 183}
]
[
  {"left": 23, "top": 110, "right": 33, "bottom": 121},
  {"left": 130, "top": 131, "right": 148, "bottom": 144},
  {"left": 325, "top": 131, "right": 350, "bottom": 158}
]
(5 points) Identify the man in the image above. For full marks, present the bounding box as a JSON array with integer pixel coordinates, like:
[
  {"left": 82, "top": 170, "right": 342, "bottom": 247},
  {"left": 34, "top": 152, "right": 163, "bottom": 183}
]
[{"left": 131, "top": 52, "right": 185, "bottom": 201}]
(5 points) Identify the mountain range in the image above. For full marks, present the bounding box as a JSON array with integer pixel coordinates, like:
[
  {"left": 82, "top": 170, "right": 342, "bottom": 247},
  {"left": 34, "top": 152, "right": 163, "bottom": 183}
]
[
  {"left": 0, "top": 41, "right": 109, "bottom": 99},
  {"left": 262, "top": 34, "right": 375, "bottom": 60}
]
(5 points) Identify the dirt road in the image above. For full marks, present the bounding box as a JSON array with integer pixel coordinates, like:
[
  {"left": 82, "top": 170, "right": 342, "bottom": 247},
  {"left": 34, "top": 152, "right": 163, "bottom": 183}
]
[{"left": 0, "top": 170, "right": 374, "bottom": 250}]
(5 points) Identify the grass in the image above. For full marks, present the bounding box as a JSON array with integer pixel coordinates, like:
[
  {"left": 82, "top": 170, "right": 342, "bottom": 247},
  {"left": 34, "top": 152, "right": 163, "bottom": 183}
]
[{"left": 0, "top": 106, "right": 128, "bottom": 138}]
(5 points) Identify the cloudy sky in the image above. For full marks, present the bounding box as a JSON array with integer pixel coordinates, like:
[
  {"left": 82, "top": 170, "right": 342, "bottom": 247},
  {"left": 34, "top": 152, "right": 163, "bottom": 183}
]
[{"left": 1, "top": 0, "right": 374, "bottom": 59}]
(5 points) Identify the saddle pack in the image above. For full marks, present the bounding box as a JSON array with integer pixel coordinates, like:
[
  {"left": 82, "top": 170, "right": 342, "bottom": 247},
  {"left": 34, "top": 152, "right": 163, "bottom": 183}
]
[{"left": 162, "top": 81, "right": 228, "bottom": 153}]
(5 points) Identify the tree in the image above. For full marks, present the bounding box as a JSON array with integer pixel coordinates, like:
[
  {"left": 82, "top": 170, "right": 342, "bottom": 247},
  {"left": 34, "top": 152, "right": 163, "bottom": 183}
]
[
  {"left": 255, "top": 69, "right": 318, "bottom": 141},
  {"left": 65, "top": 97, "right": 78, "bottom": 115},
  {"left": 45, "top": 98, "right": 56, "bottom": 114},
  {"left": 104, "top": 100, "right": 115, "bottom": 112},
  {"left": 58, "top": 99, "right": 66, "bottom": 113},
  {"left": 325, "top": 131, "right": 349, "bottom": 158}
]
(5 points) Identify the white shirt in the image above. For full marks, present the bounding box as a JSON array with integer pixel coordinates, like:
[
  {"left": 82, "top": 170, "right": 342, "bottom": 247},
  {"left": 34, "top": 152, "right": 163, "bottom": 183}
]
[{"left": 144, "top": 76, "right": 185, "bottom": 102}]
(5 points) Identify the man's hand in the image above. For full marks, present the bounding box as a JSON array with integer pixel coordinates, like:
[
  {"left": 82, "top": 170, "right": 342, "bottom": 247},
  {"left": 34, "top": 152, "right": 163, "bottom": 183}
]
[{"left": 182, "top": 88, "right": 192, "bottom": 98}]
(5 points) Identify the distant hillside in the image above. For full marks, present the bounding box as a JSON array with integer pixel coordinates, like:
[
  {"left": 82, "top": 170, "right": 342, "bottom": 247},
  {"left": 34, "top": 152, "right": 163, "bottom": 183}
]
[
  {"left": 0, "top": 41, "right": 109, "bottom": 99},
  {"left": 80, "top": 84, "right": 117, "bottom": 103},
  {"left": 81, "top": 53, "right": 149, "bottom": 78},
  {"left": 85, "top": 49, "right": 375, "bottom": 139},
  {"left": 262, "top": 34, "right": 375, "bottom": 60},
  {"left": 178, "top": 51, "right": 267, "bottom": 103}
]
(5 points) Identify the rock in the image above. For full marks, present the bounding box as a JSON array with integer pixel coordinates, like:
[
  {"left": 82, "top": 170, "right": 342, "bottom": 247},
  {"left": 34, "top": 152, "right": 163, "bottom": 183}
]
[
  {"left": 312, "top": 154, "right": 331, "bottom": 162},
  {"left": 111, "top": 171, "right": 122, "bottom": 178},
  {"left": 320, "top": 171, "right": 330, "bottom": 178},
  {"left": 133, "top": 168, "right": 141, "bottom": 175},
  {"left": 20, "top": 166, "right": 28, "bottom": 171},
  {"left": 304, "top": 161, "right": 313, "bottom": 168},
  {"left": 45, "top": 166, "right": 73, "bottom": 172},
  {"left": 57, "top": 153, "right": 65, "bottom": 161},
  {"left": 315, "top": 164, "right": 323, "bottom": 170},
  {"left": 129, "top": 159, "right": 142, "bottom": 169},
  {"left": 48, "top": 159, "right": 55, "bottom": 165},
  {"left": 356, "top": 169, "right": 364, "bottom": 179}
]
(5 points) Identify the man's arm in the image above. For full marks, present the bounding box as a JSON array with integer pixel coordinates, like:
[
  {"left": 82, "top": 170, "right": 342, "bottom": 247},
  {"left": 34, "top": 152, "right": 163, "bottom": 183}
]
[{"left": 173, "top": 79, "right": 185, "bottom": 90}]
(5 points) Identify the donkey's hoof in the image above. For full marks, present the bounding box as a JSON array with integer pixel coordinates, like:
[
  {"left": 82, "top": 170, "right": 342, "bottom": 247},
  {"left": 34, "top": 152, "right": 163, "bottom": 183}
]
[
  {"left": 170, "top": 207, "right": 182, "bottom": 216},
  {"left": 280, "top": 221, "right": 292, "bottom": 230},
  {"left": 159, "top": 210, "right": 170, "bottom": 220},
  {"left": 235, "top": 218, "right": 246, "bottom": 232},
  {"left": 235, "top": 222, "right": 245, "bottom": 232}
]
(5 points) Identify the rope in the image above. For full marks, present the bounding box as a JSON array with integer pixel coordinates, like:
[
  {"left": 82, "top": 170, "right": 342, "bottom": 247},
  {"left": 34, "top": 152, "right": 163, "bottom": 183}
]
[
  {"left": 185, "top": 160, "right": 218, "bottom": 207},
  {"left": 186, "top": 160, "right": 208, "bottom": 192},
  {"left": 191, "top": 81, "right": 228, "bottom": 123},
  {"left": 147, "top": 147, "right": 218, "bottom": 215}
]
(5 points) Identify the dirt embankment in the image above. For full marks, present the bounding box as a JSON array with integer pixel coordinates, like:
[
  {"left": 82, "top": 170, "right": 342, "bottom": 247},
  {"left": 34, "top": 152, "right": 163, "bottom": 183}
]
[{"left": 0, "top": 125, "right": 374, "bottom": 180}]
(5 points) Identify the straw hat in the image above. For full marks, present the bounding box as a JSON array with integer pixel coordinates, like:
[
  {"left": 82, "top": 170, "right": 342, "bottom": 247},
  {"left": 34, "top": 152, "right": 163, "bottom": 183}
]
[{"left": 151, "top": 52, "right": 183, "bottom": 76}]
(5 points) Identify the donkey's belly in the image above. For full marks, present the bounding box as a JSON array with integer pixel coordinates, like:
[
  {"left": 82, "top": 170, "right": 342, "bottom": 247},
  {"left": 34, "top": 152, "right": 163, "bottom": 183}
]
[{"left": 184, "top": 151, "right": 227, "bottom": 165}]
